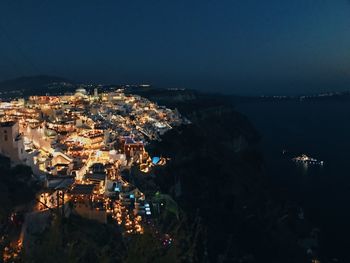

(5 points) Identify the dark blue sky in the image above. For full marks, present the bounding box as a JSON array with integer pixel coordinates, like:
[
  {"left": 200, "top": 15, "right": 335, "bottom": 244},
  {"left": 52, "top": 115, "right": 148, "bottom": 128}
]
[{"left": 1, "top": 0, "right": 350, "bottom": 95}]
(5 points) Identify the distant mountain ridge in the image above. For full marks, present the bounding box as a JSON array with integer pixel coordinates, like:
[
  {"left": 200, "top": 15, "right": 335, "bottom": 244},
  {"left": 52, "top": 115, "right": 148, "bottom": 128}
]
[
  {"left": 0, "top": 75, "right": 73, "bottom": 90},
  {"left": 0, "top": 75, "right": 76, "bottom": 98}
]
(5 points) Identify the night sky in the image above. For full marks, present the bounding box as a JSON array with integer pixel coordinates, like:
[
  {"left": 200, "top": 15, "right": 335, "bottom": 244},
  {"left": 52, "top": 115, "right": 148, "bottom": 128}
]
[{"left": 1, "top": 0, "right": 350, "bottom": 95}]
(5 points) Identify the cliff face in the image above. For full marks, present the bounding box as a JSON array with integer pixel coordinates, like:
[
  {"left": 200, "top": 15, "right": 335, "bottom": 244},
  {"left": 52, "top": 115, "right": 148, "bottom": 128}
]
[{"left": 145, "top": 91, "right": 309, "bottom": 263}]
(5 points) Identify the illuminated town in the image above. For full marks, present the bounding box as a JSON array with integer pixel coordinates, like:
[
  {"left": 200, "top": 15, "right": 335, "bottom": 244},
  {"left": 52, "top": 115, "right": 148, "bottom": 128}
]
[{"left": 0, "top": 87, "right": 184, "bottom": 261}]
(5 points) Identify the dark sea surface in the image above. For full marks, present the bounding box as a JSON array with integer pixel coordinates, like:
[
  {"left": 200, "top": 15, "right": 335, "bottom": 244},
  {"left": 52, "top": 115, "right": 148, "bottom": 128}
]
[{"left": 237, "top": 100, "right": 350, "bottom": 262}]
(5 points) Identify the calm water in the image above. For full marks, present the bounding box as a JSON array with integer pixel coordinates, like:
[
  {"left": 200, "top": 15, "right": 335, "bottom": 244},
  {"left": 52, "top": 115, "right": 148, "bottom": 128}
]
[{"left": 237, "top": 100, "right": 350, "bottom": 262}]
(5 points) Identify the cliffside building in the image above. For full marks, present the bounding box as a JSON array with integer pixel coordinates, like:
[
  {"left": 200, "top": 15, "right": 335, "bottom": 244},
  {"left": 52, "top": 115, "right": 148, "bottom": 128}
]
[{"left": 0, "top": 121, "right": 25, "bottom": 164}]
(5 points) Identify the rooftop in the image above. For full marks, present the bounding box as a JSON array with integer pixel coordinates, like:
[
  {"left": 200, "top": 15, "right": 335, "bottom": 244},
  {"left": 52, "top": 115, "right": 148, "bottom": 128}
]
[{"left": 70, "top": 184, "right": 95, "bottom": 195}]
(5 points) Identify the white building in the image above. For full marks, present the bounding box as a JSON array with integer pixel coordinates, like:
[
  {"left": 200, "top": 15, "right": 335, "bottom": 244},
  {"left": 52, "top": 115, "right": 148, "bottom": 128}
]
[{"left": 0, "top": 121, "right": 25, "bottom": 164}]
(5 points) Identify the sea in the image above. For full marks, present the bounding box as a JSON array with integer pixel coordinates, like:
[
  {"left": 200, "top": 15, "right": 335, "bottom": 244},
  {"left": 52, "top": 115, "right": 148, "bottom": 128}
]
[{"left": 237, "top": 99, "right": 350, "bottom": 262}]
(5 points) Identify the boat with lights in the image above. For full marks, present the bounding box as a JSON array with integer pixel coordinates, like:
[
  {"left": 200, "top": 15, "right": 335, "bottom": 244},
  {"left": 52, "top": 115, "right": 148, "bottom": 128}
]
[{"left": 292, "top": 154, "right": 324, "bottom": 165}]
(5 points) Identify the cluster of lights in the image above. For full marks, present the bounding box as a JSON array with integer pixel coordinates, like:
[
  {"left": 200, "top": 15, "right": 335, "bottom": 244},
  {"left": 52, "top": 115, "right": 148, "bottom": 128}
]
[{"left": 0, "top": 89, "right": 184, "bottom": 248}]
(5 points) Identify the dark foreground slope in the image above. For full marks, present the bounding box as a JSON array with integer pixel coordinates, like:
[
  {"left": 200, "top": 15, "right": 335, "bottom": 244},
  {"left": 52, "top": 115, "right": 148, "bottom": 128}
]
[{"left": 143, "top": 90, "right": 312, "bottom": 263}]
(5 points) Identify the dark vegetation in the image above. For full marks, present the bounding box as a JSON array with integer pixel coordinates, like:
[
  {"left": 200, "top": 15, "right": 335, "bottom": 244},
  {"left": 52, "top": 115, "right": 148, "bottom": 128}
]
[
  {"left": 24, "top": 216, "right": 124, "bottom": 263},
  {"left": 0, "top": 156, "right": 36, "bottom": 222},
  {"left": 0, "top": 156, "right": 37, "bottom": 262}
]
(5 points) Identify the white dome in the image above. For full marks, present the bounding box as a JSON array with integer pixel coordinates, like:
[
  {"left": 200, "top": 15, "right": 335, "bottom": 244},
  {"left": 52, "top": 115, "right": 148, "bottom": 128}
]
[{"left": 75, "top": 88, "right": 87, "bottom": 96}]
